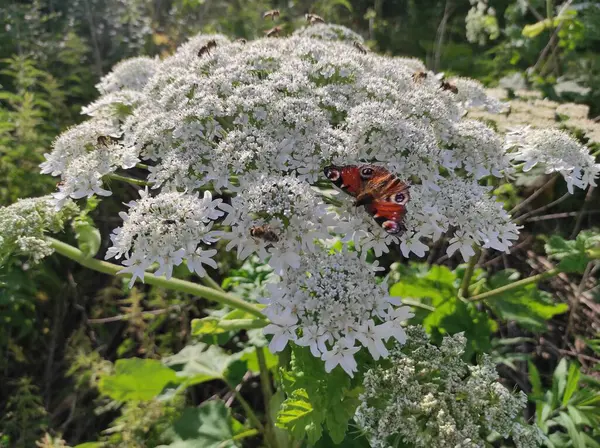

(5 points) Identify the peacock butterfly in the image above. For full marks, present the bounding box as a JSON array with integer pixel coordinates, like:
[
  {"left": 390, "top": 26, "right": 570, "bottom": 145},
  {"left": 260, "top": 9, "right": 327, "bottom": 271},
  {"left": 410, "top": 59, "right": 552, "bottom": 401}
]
[{"left": 323, "top": 164, "right": 410, "bottom": 234}]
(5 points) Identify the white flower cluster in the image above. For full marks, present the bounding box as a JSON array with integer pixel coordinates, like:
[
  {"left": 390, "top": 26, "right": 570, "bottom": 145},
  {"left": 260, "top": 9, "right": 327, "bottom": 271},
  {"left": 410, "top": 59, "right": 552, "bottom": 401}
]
[
  {"left": 219, "top": 175, "right": 338, "bottom": 273},
  {"left": 465, "top": 0, "right": 500, "bottom": 46},
  {"left": 355, "top": 327, "right": 543, "bottom": 448},
  {"left": 262, "top": 249, "right": 413, "bottom": 377},
  {"left": 96, "top": 56, "right": 160, "bottom": 94},
  {"left": 292, "top": 23, "right": 364, "bottom": 43},
  {"left": 38, "top": 24, "right": 600, "bottom": 370},
  {"left": 506, "top": 127, "right": 600, "bottom": 193},
  {"left": 105, "top": 189, "right": 224, "bottom": 287},
  {"left": 0, "top": 196, "right": 78, "bottom": 264},
  {"left": 40, "top": 118, "right": 139, "bottom": 210}
]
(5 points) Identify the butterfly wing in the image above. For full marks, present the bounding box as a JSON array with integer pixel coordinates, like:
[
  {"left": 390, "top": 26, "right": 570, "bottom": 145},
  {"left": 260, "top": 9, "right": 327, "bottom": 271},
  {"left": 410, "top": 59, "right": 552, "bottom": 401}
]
[
  {"left": 323, "top": 165, "right": 362, "bottom": 196},
  {"left": 323, "top": 164, "right": 410, "bottom": 235}
]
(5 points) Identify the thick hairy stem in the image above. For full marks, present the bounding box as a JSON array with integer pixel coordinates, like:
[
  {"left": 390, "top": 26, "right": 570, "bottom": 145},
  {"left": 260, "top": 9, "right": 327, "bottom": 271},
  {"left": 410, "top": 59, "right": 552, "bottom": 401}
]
[
  {"left": 47, "top": 237, "right": 266, "bottom": 319},
  {"left": 469, "top": 267, "right": 560, "bottom": 302},
  {"left": 257, "top": 347, "right": 279, "bottom": 448}
]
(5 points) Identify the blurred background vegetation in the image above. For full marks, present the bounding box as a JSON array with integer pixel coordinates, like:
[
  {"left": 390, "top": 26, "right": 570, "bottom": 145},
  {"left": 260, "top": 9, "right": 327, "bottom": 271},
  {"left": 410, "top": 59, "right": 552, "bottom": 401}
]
[{"left": 1, "top": 0, "right": 600, "bottom": 446}]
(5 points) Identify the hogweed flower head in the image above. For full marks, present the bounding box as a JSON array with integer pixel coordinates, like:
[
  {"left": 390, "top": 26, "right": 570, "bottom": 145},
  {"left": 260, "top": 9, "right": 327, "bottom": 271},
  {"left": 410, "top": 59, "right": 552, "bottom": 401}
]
[
  {"left": 0, "top": 196, "right": 78, "bottom": 264},
  {"left": 105, "top": 188, "right": 224, "bottom": 287},
  {"left": 355, "top": 326, "right": 543, "bottom": 448},
  {"left": 37, "top": 24, "right": 600, "bottom": 369},
  {"left": 506, "top": 127, "right": 600, "bottom": 193},
  {"left": 261, "top": 249, "right": 413, "bottom": 376}
]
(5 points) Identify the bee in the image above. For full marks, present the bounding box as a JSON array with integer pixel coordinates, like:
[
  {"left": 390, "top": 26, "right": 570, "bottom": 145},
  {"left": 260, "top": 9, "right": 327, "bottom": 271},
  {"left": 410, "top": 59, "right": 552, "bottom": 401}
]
[
  {"left": 250, "top": 225, "right": 279, "bottom": 243},
  {"left": 197, "top": 39, "right": 217, "bottom": 58},
  {"left": 412, "top": 71, "right": 428, "bottom": 82},
  {"left": 263, "top": 9, "right": 280, "bottom": 20},
  {"left": 441, "top": 80, "right": 458, "bottom": 94},
  {"left": 305, "top": 13, "right": 325, "bottom": 24},
  {"left": 353, "top": 41, "right": 368, "bottom": 55},
  {"left": 163, "top": 219, "right": 177, "bottom": 225},
  {"left": 56, "top": 180, "right": 65, "bottom": 188},
  {"left": 97, "top": 135, "right": 119, "bottom": 146},
  {"left": 265, "top": 25, "right": 282, "bottom": 37},
  {"left": 235, "top": 38, "right": 247, "bottom": 44}
]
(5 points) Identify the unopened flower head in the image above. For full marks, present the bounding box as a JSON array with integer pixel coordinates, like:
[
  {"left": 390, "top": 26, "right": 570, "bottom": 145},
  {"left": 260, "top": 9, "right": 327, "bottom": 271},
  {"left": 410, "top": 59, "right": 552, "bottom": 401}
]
[
  {"left": 105, "top": 189, "right": 224, "bottom": 287},
  {"left": 262, "top": 249, "right": 413, "bottom": 377},
  {"left": 355, "top": 326, "right": 541, "bottom": 448},
  {"left": 0, "top": 196, "right": 78, "bottom": 264}
]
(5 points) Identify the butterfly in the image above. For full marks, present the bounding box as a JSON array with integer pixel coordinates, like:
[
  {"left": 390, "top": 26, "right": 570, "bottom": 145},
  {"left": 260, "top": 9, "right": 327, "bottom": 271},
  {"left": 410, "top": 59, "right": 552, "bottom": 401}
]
[{"left": 323, "top": 164, "right": 410, "bottom": 234}]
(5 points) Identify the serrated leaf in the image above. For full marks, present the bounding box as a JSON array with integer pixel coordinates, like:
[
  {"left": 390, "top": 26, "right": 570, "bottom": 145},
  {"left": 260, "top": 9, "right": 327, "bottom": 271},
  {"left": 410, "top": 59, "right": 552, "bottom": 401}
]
[
  {"left": 163, "top": 343, "right": 240, "bottom": 386},
  {"left": 99, "top": 358, "right": 180, "bottom": 401},
  {"left": 158, "top": 401, "right": 244, "bottom": 448},
  {"left": 325, "top": 387, "right": 361, "bottom": 444},
  {"left": 545, "top": 232, "right": 600, "bottom": 274},
  {"left": 484, "top": 270, "right": 568, "bottom": 331},
  {"left": 277, "top": 389, "right": 323, "bottom": 444}
]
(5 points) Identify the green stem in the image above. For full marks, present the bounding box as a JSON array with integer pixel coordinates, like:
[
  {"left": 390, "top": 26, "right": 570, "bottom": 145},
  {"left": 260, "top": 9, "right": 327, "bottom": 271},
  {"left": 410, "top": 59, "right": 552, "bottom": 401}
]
[
  {"left": 135, "top": 163, "right": 149, "bottom": 170},
  {"left": 106, "top": 173, "right": 151, "bottom": 187},
  {"left": 227, "top": 381, "right": 266, "bottom": 434},
  {"left": 469, "top": 267, "right": 560, "bottom": 302},
  {"left": 48, "top": 237, "right": 266, "bottom": 320},
  {"left": 230, "top": 429, "right": 260, "bottom": 442},
  {"left": 257, "top": 347, "right": 279, "bottom": 448},
  {"left": 460, "top": 251, "right": 479, "bottom": 299},
  {"left": 200, "top": 273, "right": 226, "bottom": 292},
  {"left": 217, "top": 318, "right": 268, "bottom": 331},
  {"left": 401, "top": 298, "right": 435, "bottom": 312}
]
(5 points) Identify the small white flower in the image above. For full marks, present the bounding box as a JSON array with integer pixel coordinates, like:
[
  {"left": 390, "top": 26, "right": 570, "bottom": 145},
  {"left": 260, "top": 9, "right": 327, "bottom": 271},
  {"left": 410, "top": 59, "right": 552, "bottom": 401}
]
[
  {"left": 263, "top": 309, "right": 299, "bottom": 353},
  {"left": 321, "top": 338, "right": 360, "bottom": 377}
]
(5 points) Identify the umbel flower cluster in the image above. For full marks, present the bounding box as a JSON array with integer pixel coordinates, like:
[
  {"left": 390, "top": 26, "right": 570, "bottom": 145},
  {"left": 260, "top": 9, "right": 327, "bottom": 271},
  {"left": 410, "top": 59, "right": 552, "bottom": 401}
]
[
  {"left": 0, "top": 196, "right": 78, "bottom": 264},
  {"left": 38, "top": 24, "right": 599, "bottom": 372},
  {"left": 355, "top": 327, "right": 543, "bottom": 448}
]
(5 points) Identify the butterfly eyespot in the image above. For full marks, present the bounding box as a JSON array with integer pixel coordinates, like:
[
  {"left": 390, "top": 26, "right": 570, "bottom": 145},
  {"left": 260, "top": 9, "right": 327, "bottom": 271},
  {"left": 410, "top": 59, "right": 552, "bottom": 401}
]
[
  {"left": 359, "top": 166, "right": 374, "bottom": 179},
  {"left": 324, "top": 166, "right": 340, "bottom": 181},
  {"left": 382, "top": 220, "right": 401, "bottom": 234},
  {"left": 393, "top": 192, "right": 408, "bottom": 204}
]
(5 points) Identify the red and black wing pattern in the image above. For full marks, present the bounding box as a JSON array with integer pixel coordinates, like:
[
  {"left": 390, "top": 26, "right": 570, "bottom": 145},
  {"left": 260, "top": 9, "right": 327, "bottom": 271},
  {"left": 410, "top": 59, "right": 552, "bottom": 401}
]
[{"left": 323, "top": 164, "right": 410, "bottom": 235}]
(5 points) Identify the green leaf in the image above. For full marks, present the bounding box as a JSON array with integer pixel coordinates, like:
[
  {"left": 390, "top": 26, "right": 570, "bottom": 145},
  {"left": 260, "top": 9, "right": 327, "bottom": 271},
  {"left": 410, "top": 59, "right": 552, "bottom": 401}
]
[
  {"left": 277, "top": 389, "right": 323, "bottom": 445},
  {"left": 545, "top": 232, "right": 600, "bottom": 273},
  {"left": 163, "top": 343, "right": 241, "bottom": 386},
  {"left": 239, "top": 346, "right": 278, "bottom": 373},
  {"left": 552, "top": 358, "right": 569, "bottom": 408},
  {"left": 522, "top": 19, "right": 552, "bottom": 38},
  {"left": 277, "top": 345, "right": 362, "bottom": 445},
  {"left": 99, "top": 358, "right": 180, "bottom": 401},
  {"left": 484, "top": 270, "right": 568, "bottom": 331},
  {"left": 159, "top": 400, "right": 245, "bottom": 448},
  {"left": 556, "top": 411, "right": 585, "bottom": 448},
  {"left": 73, "top": 443, "right": 103, "bottom": 448},
  {"left": 73, "top": 218, "right": 101, "bottom": 258},
  {"left": 562, "top": 363, "right": 581, "bottom": 406}
]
